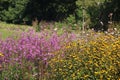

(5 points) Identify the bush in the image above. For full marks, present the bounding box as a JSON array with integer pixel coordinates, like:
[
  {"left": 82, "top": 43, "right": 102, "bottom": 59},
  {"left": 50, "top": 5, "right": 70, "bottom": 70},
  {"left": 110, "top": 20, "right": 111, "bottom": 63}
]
[{"left": 49, "top": 34, "right": 120, "bottom": 80}]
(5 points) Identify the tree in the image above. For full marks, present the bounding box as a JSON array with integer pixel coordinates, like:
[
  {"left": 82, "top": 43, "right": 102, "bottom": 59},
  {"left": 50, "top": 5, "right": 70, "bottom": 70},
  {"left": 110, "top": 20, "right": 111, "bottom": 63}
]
[
  {"left": 109, "top": 0, "right": 120, "bottom": 21},
  {"left": 0, "top": 0, "right": 29, "bottom": 23},
  {"left": 0, "top": 0, "right": 77, "bottom": 24},
  {"left": 24, "top": 0, "right": 77, "bottom": 22}
]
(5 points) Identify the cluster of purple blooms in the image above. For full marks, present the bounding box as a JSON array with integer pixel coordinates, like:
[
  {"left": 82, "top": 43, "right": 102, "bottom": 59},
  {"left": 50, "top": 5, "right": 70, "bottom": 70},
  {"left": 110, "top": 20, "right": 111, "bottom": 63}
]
[{"left": 0, "top": 30, "right": 76, "bottom": 64}]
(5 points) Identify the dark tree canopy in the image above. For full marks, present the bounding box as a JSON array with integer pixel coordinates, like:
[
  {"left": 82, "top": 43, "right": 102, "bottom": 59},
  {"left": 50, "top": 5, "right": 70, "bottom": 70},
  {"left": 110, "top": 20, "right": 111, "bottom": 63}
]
[
  {"left": 0, "top": 0, "right": 119, "bottom": 25},
  {"left": 0, "top": 0, "right": 77, "bottom": 24},
  {"left": 110, "top": 0, "right": 120, "bottom": 21},
  {"left": 24, "top": 0, "right": 77, "bottom": 22}
]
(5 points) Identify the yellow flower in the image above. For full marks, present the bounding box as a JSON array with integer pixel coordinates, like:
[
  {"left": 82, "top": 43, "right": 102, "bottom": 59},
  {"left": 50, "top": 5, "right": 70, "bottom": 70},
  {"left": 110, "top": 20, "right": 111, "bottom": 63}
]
[
  {"left": 66, "top": 46, "right": 71, "bottom": 49},
  {"left": 95, "top": 63, "right": 99, "bottom": 67},
  {"left": 100, "top": 70, "right": 106, "bottom": 73},
  {"left": 68, "top": 65, "right": 72, "bottom": 69},
  {"left": 84, "top": 75, "right": 89, "bottom": 78},
  {"left": 107, "top": 78, "right": 111, "bottom": 80},
  {"left": 94, "top": 71, "right": 100, "bottom": 75},
  {"left": 0, "top": 52, "right": 4, "bottom": 57},
  {"left": 59, "top": 68, "right": 62, "bottom": 71}
]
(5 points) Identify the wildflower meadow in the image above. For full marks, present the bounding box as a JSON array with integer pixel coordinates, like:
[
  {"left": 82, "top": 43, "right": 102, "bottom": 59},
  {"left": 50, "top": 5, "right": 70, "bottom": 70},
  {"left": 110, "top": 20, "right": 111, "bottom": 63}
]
[
  {"left": 0, "top": 28, "right": 120, "bottom": 80},
  {"left": 0, "top": 0, "right": 120, "bottom": 79}
]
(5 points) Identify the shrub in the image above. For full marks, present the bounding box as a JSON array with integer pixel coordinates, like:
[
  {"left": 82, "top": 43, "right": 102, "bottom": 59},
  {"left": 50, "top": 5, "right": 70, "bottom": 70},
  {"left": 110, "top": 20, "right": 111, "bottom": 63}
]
[{"left": 49, "top": 34, "right": 120, "bottom": 80}]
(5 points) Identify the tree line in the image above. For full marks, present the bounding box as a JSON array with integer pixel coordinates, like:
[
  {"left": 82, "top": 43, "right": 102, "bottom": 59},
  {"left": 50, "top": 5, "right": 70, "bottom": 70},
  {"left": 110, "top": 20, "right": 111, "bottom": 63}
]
[{"left": 0, "top": 0, "right": 119, "bottom": 27}]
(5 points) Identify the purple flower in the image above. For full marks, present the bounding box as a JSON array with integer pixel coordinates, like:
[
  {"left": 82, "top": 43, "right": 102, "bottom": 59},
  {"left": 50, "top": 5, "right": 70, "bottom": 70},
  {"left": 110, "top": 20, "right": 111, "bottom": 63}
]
[{"left": 0, "top": 29, "right": 76, "bottom": 66}]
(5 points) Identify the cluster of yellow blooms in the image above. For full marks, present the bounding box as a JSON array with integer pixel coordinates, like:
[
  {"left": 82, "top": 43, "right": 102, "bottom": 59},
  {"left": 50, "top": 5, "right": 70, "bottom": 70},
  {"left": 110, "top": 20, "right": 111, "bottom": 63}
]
[
  {"left": 0, "top": 52, "right": 4, "bottom": 57},
  {"left": 49, "top": 34, "right": 120, "bottom": 80}
]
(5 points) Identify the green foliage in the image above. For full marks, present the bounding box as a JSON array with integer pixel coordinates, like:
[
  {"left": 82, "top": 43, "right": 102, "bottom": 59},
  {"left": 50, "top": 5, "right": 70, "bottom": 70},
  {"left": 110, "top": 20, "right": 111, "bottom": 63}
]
[
  {"left": 0, "top": 29, "right": 14, "bottom": 39},
  {"left": 0, "top": 22, "right": 31, "bottom": 39},
  {"left": 25, "top": 0, "right": 77, "bottom": 21},
  {"left": 1, "top": 58, "right": 36, "bottom": 80},
  {"left": 0, "top": 0, "right": 29, "bottom": 23},
  {"left": 104, "top": 0, "right": 120, "bottom": 21},
  {"left": 0, "top": 0, "right": 119, "bottom": 30},
  {"left": 0, "top": 0, "right": 77, "bottom": 24},
  {"left": 66, "top": 15, "right": 76, "bottom": 30}
]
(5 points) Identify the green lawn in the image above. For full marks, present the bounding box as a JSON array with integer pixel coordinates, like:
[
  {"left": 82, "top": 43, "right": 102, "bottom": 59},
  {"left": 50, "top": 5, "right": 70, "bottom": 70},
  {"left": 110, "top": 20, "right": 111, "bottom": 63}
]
[
  {"left": 0, "top": 22, "right": 32, "bottom": 39},
  {"left": 0, "top": 29, "right": 15, "bottom": 39}
]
